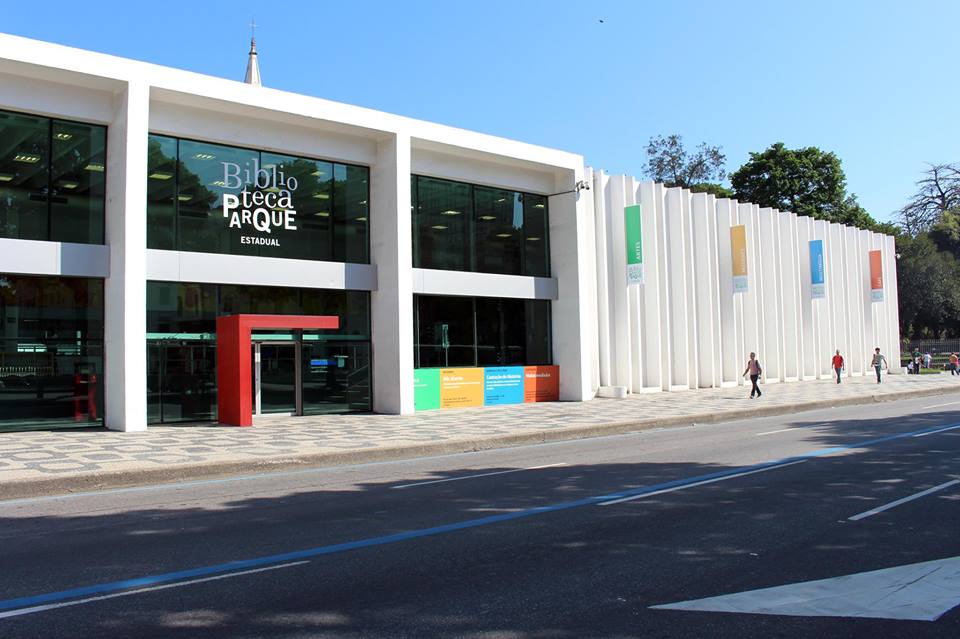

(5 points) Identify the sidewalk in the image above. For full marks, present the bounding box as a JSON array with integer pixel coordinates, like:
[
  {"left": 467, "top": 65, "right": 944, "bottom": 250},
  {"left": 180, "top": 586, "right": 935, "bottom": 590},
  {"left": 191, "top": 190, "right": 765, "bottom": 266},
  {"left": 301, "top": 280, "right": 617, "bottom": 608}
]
[{"left": 2, "top": 373, "right": 959, "bottom": 499}]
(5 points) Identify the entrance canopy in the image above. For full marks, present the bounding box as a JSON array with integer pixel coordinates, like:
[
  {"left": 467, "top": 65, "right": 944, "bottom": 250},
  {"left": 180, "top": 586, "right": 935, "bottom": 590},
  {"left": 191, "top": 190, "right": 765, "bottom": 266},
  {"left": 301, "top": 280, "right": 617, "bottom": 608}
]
[{"left": 216, "top": 314, "right": 339, "bottom": 426}]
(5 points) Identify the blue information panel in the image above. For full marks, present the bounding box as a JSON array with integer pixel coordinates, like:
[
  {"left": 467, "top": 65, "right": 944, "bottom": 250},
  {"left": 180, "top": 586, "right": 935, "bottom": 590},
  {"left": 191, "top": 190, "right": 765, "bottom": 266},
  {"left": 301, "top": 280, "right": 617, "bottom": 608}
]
[
  {"left": 483, "top": 366, "right": 525, "bottom": 405},
  {"left": 809, "top": 239, "right": 825, "bottom": 299}
]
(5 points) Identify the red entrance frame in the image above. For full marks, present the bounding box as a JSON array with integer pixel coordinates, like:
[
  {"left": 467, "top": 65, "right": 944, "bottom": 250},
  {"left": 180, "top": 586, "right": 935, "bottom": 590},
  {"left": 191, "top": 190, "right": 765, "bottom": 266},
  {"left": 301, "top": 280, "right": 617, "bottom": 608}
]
[{"left": 216, "top": 314, "right": 339, "bottom": 426}]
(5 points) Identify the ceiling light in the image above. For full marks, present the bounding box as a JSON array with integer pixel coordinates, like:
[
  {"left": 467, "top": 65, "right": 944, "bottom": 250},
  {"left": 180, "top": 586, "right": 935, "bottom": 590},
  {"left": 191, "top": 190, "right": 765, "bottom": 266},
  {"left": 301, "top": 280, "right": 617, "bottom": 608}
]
[
  {"left": 431, "top": 225, "right": 448, "bottom": 230},
  {"left": 192, "top": 153, "right": 215, "bottom": 160},
  {"left": 359, "top": 200, "right": 368, "bottom": 205},
  {"left": 311, "top": 170, "right": 326, "bottom": 177},
  {"left": 534, "top": 203, "right": 545, "bottom": 209},
  {"left": 209, "top": 180, "right": 226, "bottom": 187},
  {"left": 84, "top": 163, "right": 105, "bottom": 172},
  {"left": 479, "top": 215, "right": 496, "bottom": 221},
  {"left": 149, "top": 172, "right": 173, "bottom": 180},
  {"left": 0, "top": 173, "right": 14, "bottom": 182},
  {"left": 496, "top": 233, "right": 512, "bottom": 238},
  {"left": 355, "top": 217, "right": 367, "bottom": 222},
  {"left": 440, "top": 210, "right": 461, "bottom": 216},
  {"left": 527, "top": 237, "right": 541, "bottom": 241},
  {"left": 177, "top": 194, "right": 192, "bottom": 202},
  {"left": 495, "top": 198, "right": 506, "bottom": 203},
  {"left": 54, "top": 132, "right": 73, "bottom": 141},
  {"left": 313, "top": 193, "right": 330, "bottom": 200},
  {"left": 14, "top": 153, "right": 41, "bottom": 164},
  {"left": 314, "top": 212, "right": 330, "bottom": 217},
  {"left": 58, "top": 180, "right": 79, "bottom": 189}
]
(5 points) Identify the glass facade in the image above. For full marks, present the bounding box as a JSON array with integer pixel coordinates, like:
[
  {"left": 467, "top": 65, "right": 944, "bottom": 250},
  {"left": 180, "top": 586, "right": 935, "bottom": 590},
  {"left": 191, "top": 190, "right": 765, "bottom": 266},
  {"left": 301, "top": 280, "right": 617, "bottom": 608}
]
[
  {"left": 147, "top": 282, "right": 371, "bottom": 423},
  {"left": 0, "top": 274, "right": 104, "bottom": 431},
  {"left": 413, "top": 294, "right": 552, "bottom": 368},
  {"left": 412, "top": 176, "right": 549, "bottom": 276},
  {"left": 147, "top": 135, "right": 369, "bottom": 262},
  {"left": 0, "top": 109, "right": 106, "bottom": 244}
]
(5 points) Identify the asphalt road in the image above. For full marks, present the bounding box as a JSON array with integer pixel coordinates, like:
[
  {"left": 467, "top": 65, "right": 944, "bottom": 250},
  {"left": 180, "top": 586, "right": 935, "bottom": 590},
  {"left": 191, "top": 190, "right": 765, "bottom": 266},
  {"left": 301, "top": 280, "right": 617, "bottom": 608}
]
[{"left": 1, "top": 394, "right": 959, "bottom": 638}]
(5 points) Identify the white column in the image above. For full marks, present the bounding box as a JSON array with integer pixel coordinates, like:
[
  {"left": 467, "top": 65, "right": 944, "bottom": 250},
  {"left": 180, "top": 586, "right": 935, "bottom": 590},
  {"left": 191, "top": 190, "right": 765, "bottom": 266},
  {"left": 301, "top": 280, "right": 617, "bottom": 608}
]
[
  {"left": 104, "top": 81, "right": 149, "bottom": 432},
  {"left": 593, "top": 170, "right": 612, "bottom": 388},
  {"left": 779, "top": 211, "right": 800, "bottom": 381},
  {"left": 551, "top": 168, "right": 593, "bottom": 401},
  {"left": 607, "top": 174, "right": 632, "bottom": 390},
  {"left": 654, "top": 184, "right": 674, "bottom": 390},
  {"left": 665, "top": 188, "right": 690, "bottom": 390},
  {"left": 691, "top": 193, "right": 716, "bottom": 387},
  {"left": 715, "top": 199, "right": 738, "bottom": 386},
  {"left": 370, "top": 133, "right": 414, "bottom": 414},
  {"left": 638, "top": 180, "right": 663, "bottom": 391}
]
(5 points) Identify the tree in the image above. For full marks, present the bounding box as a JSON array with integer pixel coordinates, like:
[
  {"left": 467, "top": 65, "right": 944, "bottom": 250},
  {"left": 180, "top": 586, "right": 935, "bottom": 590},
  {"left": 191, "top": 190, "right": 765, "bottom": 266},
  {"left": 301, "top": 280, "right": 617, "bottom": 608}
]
[
  {"left": 928, "top": 207, "right": 960, "bottom": 256},
  {"left": 729, "top": 143, "right": 874, "bottom": 226},
  {"left": 898, "top": 163, "right": 960, "bottom": 234},
  {"left": 895, "top": 233, "right": 960, "bottom": 338},
  {"left": 689, "top": 182, "right": 734, "bottom": 198},
  {"left": 644, "top": 134, "right": 726, "bottom": 188}
]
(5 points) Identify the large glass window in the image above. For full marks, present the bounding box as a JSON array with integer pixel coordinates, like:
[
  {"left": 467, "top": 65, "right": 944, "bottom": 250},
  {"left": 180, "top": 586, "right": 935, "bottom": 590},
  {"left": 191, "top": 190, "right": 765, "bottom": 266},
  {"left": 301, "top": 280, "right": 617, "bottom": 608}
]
[
  {"left": 0, "top": 274, "right": 104, "bottom": 431},
  {"left": 414, "top": 294, "right": 552, "bottom": 368},
  {"left": 0, "top": 109, "right": 105, "bottom": 244},
  {"left": 412, "top": 176, "right": 549, "bottom": 277},
  {"left": 147, "top": 282, "right": 371, "bottom": 423},
  {"left": 146, "top": 135, "right": 369, "bottom": 263}
]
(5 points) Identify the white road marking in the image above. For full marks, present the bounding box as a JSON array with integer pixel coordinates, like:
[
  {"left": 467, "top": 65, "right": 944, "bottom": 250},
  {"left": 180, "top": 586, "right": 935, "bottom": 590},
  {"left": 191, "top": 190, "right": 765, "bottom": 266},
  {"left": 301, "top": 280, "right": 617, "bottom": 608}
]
[
  {"left": 0, "top": 560, "right": 309, "bottom": 620},
  {"left": 391, "top": 463, "right": 567, "bottom": 489},
  {"left": 756, "top": 428, "right": 795, "bottom": 436},
  {"left": 914, "top": 424, "right": 960, "bottom": 438},
  {"left": 848, "top": 480, "right": 960, "bottom": 521},
  {"left": 651, "top": 555, "right": 960, "bottom": 621},
  {"left": 597, "top": 460, "right": 806, "bottom": 506},
  {"left": 922, "top": 400, "right": 960, "bottom": 410}
]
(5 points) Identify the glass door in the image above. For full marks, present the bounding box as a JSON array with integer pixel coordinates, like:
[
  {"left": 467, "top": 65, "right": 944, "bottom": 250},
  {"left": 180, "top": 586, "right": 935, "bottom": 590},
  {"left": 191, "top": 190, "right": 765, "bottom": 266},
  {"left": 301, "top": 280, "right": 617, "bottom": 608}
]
[{"left": 253, "top": 342, "right": 299, "bottom": 415}]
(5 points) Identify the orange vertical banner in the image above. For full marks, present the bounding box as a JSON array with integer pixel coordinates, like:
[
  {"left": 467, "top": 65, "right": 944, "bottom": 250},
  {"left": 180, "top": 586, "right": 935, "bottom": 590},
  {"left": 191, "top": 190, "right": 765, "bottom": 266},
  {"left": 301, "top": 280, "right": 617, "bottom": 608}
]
[{"left": 869, "top": 250, "right": 883, "bottom": 302}]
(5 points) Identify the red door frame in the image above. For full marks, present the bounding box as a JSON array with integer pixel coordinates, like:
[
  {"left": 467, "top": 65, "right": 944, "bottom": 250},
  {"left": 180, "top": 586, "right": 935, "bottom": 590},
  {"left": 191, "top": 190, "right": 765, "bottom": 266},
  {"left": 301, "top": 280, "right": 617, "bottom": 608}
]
[{"left": 216, "top": 314, "right": 339, "bottom": 426}]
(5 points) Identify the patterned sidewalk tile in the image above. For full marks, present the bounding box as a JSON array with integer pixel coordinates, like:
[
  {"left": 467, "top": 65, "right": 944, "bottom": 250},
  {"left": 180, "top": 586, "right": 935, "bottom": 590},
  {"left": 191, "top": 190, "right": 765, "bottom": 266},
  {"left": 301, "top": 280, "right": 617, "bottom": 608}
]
[{"left": 1, "top": 373, "right": 958, "bottom": 484}]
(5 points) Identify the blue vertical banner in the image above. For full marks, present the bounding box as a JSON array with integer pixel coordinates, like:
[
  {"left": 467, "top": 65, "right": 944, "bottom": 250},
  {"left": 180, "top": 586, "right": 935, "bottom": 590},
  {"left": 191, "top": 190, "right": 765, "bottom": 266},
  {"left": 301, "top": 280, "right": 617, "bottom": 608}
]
[{"left": 809, "top": 239, "right": 825, "bottom": 299}]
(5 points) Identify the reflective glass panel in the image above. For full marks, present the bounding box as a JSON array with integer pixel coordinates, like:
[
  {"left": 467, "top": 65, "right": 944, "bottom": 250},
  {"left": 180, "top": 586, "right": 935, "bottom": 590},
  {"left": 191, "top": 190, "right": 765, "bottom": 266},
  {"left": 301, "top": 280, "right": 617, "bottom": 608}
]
[
  {"left": 0, "top": 274, "right": 104, "bottom": 431},
  {"left": 414, "top": 177, "right": 472, "bottom": 271},
  {"left": 50, "top": 120, "right": 106, "bottom": 244},
  {"left": 474, "top": 187, "right": 523, "bottom": 275},
  {"left": 414, "top": 295, "right": 476, "bottom": 368},
  {"left": 146, "top": 135, "right": 178, "bottom": 250}
]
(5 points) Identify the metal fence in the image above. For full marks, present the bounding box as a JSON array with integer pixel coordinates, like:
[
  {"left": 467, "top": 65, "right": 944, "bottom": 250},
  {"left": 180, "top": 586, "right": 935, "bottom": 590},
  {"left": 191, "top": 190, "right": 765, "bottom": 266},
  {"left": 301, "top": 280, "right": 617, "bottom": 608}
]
[{"left": 900, "top": 339, "right": 960, "bottom": 368}]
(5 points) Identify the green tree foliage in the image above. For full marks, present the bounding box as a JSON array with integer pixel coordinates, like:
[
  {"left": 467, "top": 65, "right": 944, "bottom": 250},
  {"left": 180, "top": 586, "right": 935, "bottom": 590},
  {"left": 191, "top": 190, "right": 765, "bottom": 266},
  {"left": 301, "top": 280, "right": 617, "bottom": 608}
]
[
  {"left": 689, "top": 182, "right": 735, "bottom": 198},
  {"left": 730, "top": 143, "right": 882, "bottom": 229},
  {"left": 896, "top": 233, "right": 960, "bottom": 339},
  {"left": 644, "top": 134, "right": 726, "bottom": 188}
]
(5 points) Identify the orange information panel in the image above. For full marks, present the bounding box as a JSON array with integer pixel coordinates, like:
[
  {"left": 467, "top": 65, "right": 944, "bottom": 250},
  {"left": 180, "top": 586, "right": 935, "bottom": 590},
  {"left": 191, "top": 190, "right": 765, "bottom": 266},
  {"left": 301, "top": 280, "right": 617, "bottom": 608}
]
[
  {"left": 524, "top": 365, "right": 560, "bottom": 402},
  {"left": 439, "top": 368, "right": 484, "bottom": 408}
]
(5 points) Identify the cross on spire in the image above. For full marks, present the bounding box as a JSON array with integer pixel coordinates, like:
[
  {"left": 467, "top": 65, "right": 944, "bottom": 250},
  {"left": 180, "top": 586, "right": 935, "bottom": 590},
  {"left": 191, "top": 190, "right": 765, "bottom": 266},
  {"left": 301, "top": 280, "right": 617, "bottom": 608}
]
[
  {"left": 249, "top": 19, "right": 258, "bottom": 44},
  {"left": 244, "top": 19, "right": 262, "bottom": 86}
]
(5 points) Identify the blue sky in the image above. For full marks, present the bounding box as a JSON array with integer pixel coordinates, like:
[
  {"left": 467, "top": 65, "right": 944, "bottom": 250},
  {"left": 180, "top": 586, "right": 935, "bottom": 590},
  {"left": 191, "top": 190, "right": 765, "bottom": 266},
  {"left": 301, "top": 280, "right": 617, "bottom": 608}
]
[{"left": 5, "top": 0, "right": 957, "bottom": 223}]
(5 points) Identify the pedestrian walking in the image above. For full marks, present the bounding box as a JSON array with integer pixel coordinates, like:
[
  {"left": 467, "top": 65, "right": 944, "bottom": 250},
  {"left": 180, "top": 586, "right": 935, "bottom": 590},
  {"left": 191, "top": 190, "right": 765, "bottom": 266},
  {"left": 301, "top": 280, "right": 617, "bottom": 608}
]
[
  {"left": 950, "top": 353, "right": 959, "bottom": 376},
  {"left": 912, "top": 348, "right": 922, "bottom": 374},
  {"left": 924, "top": 352, "right": 933, "bottom": 370},
  {"left": 869, "top": 347, "right": 888, "bottom": 383},
  {"left": 832, "top": 350, "right": 844, "bottom": 383},
  {"left": 743, "top": 352, "right": 763, "bottom": 398}
]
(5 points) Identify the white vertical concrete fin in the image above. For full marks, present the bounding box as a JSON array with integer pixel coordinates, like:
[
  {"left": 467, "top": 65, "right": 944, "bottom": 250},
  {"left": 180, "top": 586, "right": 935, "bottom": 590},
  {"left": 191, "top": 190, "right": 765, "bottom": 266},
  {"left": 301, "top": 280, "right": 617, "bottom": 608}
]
[
  {"left": 625, "top": 175, "right": 644, "bottom": 393},
  {"left": 607, "top": 174, "right": 631, "bottom": 390},
  {"left": 104, "top": 81, "right": 149, "bottom": 432},
  {"left": 638, "top": 180, "right": 662, "bottom": 391},
  {"left": 371, "top": 133, "right": 414, "bottom": 414},
  {"left": 593, "top": 170, "right": 612, "bottom": 388},
  {"left": 551, "top": 167, "right": 594, "bottom": 401}
]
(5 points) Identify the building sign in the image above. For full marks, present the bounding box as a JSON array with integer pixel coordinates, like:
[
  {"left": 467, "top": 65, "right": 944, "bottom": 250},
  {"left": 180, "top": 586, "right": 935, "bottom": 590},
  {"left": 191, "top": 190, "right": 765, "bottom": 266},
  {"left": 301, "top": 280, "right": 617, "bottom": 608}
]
[
  {"left": 624, "top": 204, "right": 643, "bottom": 285},
  {"left": 731, "top": 225, "right": 748, "bottom": 293},
  {"left": 414, "top": 368, "right": 441, "bottom": 411},
  {"left": 221, "top": 159, "right": 298, "bottom": 247},
  {"left": 809, "top": 239, "right": 826, "bottom": 299},
  {"left": 524, "top": 365, "right": 560, "bottom": 403},
  {"left": 414, "top": 365, "right": 560, "bottom": 411},
  {"left": 869, "top": 250, "right": 884, "bottom": 302},
  {"left": 439, "top": 368, "right": 485, "bottom": 408},
  {"left": 483, "top": 367, "right": 525, "bottom": 405}
]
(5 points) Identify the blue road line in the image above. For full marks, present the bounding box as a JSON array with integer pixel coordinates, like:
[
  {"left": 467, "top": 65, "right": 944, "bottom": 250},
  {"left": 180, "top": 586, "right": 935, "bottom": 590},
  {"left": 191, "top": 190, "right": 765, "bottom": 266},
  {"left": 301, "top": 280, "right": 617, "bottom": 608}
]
[{"left": 0, "top": 420, "right": 957, "bottom": 614}]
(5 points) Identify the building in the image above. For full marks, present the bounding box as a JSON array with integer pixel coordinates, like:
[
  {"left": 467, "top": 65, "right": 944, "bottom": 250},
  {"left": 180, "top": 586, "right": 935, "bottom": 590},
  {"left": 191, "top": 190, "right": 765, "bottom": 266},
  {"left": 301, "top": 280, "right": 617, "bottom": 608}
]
[{"left": 0, "top": 34, "right": 900, "bottom": 433}]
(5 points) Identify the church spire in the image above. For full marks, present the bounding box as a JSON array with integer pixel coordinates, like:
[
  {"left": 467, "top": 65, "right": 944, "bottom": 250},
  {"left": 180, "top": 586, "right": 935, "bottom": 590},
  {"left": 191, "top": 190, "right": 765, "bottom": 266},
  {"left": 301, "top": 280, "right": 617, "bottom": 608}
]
[{"left": 244, "top": 20, "right": 261, "bottom": 86}]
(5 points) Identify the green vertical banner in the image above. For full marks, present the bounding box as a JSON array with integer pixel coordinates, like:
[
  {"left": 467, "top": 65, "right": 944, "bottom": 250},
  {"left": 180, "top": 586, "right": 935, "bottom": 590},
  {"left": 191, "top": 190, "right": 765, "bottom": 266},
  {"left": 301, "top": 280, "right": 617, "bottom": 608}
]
[{"left": 624, "top": 204, "right": 643, "bottom": 285}]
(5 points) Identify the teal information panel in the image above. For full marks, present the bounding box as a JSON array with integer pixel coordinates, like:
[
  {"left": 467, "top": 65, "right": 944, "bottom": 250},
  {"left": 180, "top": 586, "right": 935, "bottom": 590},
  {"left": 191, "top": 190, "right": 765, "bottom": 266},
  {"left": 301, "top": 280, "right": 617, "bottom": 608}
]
[
  {"left": 413, "top": 368, "right": 441, "bottom": 411},
  {"left": 483, "top": 367, "right": 525, "bottom": 405}
]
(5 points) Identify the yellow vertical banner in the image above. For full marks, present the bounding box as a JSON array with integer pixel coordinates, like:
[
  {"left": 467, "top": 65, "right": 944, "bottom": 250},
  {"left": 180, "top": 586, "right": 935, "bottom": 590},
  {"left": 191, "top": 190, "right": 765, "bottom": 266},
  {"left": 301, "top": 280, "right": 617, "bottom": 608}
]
[{"left": 731, "top": 225, "right": 748, "bottom": 293}]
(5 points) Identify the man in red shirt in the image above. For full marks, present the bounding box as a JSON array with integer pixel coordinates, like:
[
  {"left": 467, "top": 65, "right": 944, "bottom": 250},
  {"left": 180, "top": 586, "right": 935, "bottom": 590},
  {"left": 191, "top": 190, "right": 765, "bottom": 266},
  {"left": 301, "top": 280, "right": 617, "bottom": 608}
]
[{"left": 832, "top": 350, "right": 844, "bottom": 384}]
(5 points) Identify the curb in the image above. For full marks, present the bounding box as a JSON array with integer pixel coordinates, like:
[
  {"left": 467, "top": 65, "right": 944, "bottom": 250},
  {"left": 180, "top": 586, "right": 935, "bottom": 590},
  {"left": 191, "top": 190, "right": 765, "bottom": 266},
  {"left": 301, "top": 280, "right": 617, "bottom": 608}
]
[{"left": 3, "top": 384, "right": 959, "bottom": 501}]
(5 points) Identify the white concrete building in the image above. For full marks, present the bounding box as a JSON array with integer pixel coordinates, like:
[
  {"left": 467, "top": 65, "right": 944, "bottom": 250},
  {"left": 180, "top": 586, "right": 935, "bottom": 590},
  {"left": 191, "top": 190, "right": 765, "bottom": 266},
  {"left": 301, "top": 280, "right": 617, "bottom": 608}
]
[{"left": 0, "top": 34, "right": 900, "bottom": 433}]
